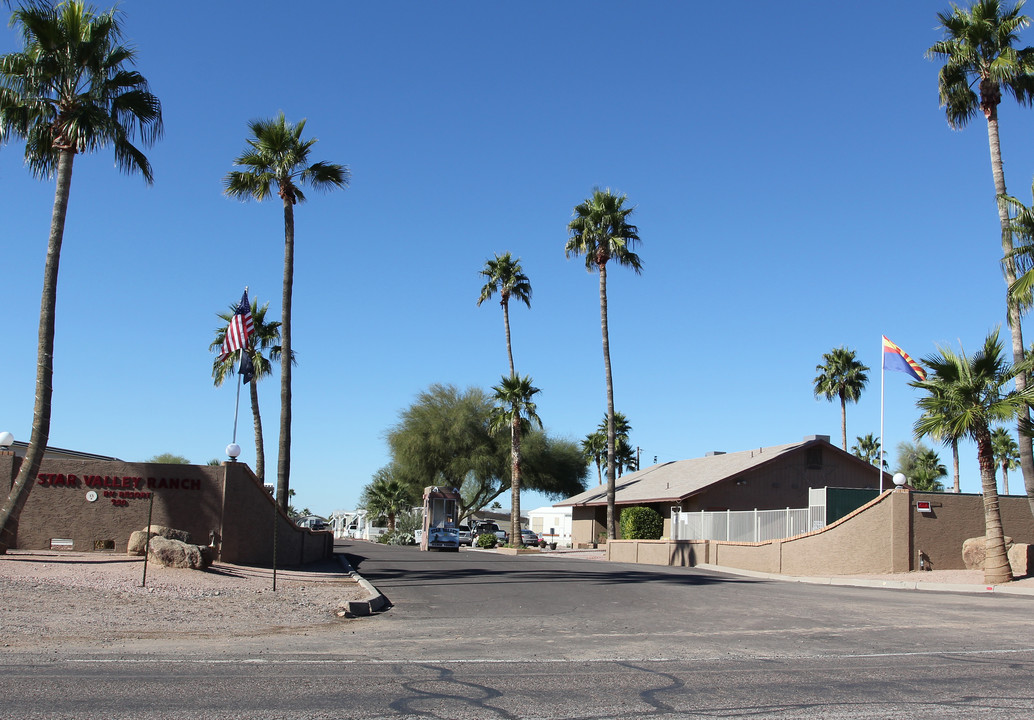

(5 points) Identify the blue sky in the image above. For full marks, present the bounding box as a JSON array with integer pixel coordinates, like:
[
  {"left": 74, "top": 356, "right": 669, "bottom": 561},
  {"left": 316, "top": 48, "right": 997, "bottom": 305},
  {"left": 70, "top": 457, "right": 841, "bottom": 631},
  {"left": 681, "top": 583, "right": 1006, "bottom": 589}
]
[{"left": 3, "top": 1, "right": 1032, "bottom": 515}]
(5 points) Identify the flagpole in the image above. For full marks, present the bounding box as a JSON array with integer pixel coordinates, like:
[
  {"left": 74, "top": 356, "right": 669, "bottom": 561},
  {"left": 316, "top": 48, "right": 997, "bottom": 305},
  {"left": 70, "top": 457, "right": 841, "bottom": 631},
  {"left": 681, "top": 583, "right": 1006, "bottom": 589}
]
[{"left": 879, "top": 337, "right": 885, "bottom": 493}]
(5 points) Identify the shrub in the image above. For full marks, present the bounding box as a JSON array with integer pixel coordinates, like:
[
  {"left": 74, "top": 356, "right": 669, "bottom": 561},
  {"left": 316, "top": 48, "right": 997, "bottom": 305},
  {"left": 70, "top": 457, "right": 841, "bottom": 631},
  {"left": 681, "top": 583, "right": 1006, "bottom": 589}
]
[
  {"left": 619, "top": 506, "right": 663, "bottom": 540},
  {"left": 379, "top": 530, "right": 415, "bottom": 545},
  {"left": 475, "top": 533, "right": 497, "bottom": 549}
]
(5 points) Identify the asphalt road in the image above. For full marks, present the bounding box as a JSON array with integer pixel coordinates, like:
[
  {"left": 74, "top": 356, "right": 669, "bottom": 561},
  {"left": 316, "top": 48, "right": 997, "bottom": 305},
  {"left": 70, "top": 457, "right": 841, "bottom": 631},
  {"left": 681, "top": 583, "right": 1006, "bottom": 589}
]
[{"left": 2, "top": 541, "right": 1032, "bottom": 719}]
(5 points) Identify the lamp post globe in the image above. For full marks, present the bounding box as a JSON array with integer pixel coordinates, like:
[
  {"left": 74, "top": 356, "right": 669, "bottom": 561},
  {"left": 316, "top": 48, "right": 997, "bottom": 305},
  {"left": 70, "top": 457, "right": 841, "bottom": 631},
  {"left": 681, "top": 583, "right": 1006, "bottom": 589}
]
[
  {"left": 0, "top": 432, "right": 13, "bottom": 449},
  {"left": 226, "top": 443, "right": 241, "bottom": 462},
  {"left": 892, "top": 472, "right": 907, "bottom": 488}
]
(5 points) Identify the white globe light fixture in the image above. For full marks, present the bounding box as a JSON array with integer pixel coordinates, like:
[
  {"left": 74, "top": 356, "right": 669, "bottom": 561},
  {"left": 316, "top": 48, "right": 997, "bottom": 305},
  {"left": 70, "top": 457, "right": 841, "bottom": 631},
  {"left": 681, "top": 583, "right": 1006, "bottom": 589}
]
[
  {"left": 0, "top": 432, "right": 13, "bottom": 450},
  {"left": 892, "top": 472, "right": 907, "bottom": 488},
  {"left": 225, "top": 443, "right": 241, "bottom": 462}
]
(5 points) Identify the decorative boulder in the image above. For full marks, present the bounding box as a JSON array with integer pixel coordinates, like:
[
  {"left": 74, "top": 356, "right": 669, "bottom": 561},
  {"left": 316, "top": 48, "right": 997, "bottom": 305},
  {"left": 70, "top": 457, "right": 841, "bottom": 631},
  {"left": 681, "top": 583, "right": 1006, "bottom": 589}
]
[
  {"left": 147, "top": 536, "right": 211, "bottom": 570},
  {"left": 1008, "top": 543, "right": 1033, "bottom": 578},
  {"left": 962, "top": 536, "right": 1013, "bottom": 570},
  {"left": 127, "top": 525, "right": 193, "bottom": 556}
]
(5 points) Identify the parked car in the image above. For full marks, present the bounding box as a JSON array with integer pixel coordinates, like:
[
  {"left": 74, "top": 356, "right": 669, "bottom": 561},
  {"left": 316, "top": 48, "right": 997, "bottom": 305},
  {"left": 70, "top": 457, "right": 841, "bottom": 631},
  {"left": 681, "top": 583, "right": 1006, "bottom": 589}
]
[
  {"left": 457, "top": 525, "right": 473, "bottom": 546},
  {"left": 520, "top": 529, "right": 540, "bottom": 546},
  {"left": 472, "top": 521, "right": 508, "bottom": 544}
]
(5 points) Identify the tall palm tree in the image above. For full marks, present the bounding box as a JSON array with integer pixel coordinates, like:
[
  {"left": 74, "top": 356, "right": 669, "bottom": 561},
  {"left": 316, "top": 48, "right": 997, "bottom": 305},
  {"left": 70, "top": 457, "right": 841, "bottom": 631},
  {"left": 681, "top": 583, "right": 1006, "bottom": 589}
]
[
  {"left": 813, "top": 347, "right": 870, "bottom": 451},
  {"left": 210, "top": 299, "right": 288, "bottom": 484},
  {"left": 911, "top": 448, "right": 948, "bottom": 492},
  {"left": 0, "top": 1, "right": 162, "bottom": 554},
  {"left": 225, "top": 113, "right": 349, "bottom": 512},
  {"left": 477, "top": 252, "right": 532, "bottom": 378},
  {"left": 851, "top": 433, "right": 887, "bottom": 469},
  {"left": 928, "top": 0, "right": 1034, "bottom": 499},
  {"left": 596, "top": 412, "right": 636, "bottom": 477},
  {"left": 490, "top": 374, "right": 542, "bottom": 547},
  {"left": 913, "top": 328, "right": 1034, "bottom": 584},
  {"left": 991, "top": 426, "right": 1021, "bottom": 494},
  {"left": 566, "top": 188, "right": 642, "bottom": 540}
]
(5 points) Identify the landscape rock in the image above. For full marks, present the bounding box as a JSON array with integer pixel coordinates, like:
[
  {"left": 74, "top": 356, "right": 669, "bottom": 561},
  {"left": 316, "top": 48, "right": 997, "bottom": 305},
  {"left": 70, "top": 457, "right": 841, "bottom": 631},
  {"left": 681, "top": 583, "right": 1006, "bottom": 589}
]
[
  {"left": 147, "top": 536, "right": 211, "bottom": 570},
  {"left": 962, "top": 535, "right": 1013, "bottom": 570},
  {"left": 127, "top": 525, "right": 194, "bottom": 556},
  {"left": 147, "top": 525, "right": 193, "bottom": 543},
  {"left": 1008, "top": 543, "right": 1033, "bottom": 578},
  {"left": 127, "top": 530, "right": 149, "bottom": 555}
]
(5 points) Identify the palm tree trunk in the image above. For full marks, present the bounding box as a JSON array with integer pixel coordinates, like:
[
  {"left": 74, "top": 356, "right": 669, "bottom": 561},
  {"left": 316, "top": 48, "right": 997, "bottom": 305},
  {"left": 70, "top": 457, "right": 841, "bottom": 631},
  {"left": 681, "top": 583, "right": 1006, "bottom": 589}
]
[
  {"left": 0, "top": 149, "right": 75, "bottom": 553},
  {"left": 511, "top": 416, "right": 522, "bottom": 546},
  {"left": 976, "top": 427, "right": 1012, "bottom": 584},
  {"left": 986, "top": 113, "right": 1034, "bottom": 514},
  {"left": 599, "top": 263, "right": 616, "bottom": 540},
  {"left": 839, "top": 394, "right": 848, "bottom": 451},
  {"left": 951, "top": 438, "right": 960, "bottom": 494},
  {"left": 1002, "top": 464, "right": 1010, "bottom": 496},
  {"left": 249, "top": 376, "right": 265, "bottom": 483},
  {"left": 277, "top": 198, "right": 295, "bottom": 513},
  {"left": 502, "top": 298, "right": 515, "bottom": 378}
]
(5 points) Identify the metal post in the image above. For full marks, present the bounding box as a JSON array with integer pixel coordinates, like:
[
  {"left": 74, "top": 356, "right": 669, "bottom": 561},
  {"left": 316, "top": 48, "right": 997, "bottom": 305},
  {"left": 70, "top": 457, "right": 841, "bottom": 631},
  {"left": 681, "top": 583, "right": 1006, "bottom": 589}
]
[{"left": 140, "top": 490, "right": 154, "bottom": 588}]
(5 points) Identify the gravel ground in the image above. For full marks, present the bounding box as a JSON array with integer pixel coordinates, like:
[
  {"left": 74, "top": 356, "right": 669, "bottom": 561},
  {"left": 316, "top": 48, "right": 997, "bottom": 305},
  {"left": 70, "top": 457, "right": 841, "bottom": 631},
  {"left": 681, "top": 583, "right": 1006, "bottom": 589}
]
[{"left": 0, "top": 550, "right": 364, "bottom": 650}]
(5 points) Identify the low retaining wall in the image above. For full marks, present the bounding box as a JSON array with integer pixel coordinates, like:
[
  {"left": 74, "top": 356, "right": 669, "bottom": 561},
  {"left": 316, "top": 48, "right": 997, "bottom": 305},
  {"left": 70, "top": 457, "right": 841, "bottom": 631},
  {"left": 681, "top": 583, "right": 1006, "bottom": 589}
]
[{"left": 606, "top": 490, "right": 1034, "bottom": 576}]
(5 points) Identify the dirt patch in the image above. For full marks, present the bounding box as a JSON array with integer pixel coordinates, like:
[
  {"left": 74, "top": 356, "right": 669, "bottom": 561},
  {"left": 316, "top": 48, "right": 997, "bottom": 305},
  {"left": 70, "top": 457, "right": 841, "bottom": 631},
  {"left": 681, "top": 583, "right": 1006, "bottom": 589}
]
[{"left": 0, "top": 550, "right": 364, "bottom": 649}]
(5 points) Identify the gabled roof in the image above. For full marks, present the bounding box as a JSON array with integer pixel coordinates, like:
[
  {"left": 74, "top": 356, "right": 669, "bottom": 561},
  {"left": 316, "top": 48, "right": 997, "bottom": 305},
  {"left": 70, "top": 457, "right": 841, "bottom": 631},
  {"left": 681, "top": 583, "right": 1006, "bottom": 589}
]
[{"left": 557, "top": 437, "right": 843, "bottom": 507}]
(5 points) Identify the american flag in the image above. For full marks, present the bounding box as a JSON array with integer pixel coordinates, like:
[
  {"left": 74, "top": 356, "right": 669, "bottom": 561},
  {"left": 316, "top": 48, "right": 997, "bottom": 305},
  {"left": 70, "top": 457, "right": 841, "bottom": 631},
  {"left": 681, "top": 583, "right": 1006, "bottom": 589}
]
[{"left": 218, "top": 289, "right": 254, "bottom": 362}]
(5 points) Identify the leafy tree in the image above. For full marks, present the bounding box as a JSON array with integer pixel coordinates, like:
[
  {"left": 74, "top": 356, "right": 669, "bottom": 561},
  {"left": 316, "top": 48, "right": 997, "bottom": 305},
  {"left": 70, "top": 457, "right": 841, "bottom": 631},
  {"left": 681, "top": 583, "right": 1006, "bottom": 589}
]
[
  {"left": 210, "top": 298, "right": 287, "bottom": 483},
  {"left": 813, "top": 347, "right": 869, "bottom": 451},
  {"left": 224, "top": 112, "right": 349, "bottom": 513},
  {"left": 565, "top": 188, "right": 642, "bottom": 539},
  {"left": 477, "top": 252, "right": 532, "bottom": 378},
  {"left": 387, "top": 383, "right": 587, "bottom": 520},
  {"left": 851, "top": 433, "right": 888, "bottom": 470},
  {"left": 145, "top": 453, "right": 190, "bottom": 464},
  {"left": 0, "top": 1, "right": 162, "bottom": 553},
  {"left": 913, "top": 328, "right": 1034, "bottom": 584},
  {"left": 360, "top": 467, "right": 418, "bottom": 533},
  {"left": 619, "top": 506, "right": 663, "bottom": 540},
  {"left": 928, "top": 0, "right": 1034, "bottom": 500},
  {"left": 991, "top": 426, "right": 1021, "bottom": 494},
  {"left": 490, "top": 375, "right": 542, "bottom": 546}
]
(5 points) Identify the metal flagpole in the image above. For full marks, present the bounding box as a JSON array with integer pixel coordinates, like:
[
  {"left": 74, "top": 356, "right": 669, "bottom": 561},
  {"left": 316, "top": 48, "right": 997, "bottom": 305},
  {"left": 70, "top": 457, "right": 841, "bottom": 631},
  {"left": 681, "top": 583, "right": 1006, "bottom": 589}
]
[{"left": 879, "top": 337, "right": 885, "bottom": 493}]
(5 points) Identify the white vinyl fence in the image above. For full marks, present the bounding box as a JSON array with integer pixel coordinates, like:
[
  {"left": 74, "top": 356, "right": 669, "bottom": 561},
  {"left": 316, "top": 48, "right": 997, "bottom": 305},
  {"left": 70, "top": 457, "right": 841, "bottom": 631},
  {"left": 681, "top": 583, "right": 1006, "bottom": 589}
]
[{"left": 671, "top": 506, "right": 826, "bottom": 543}]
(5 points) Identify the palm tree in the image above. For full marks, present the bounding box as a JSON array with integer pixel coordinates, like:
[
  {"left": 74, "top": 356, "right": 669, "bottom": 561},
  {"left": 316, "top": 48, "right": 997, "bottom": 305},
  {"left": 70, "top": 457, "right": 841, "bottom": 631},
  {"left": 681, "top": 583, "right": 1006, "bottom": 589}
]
[
  {"left": 225, "top": 113, "right": 349, "bottom": 512},
  {"left": 490, "top": 375, "right": 542, "bottom": 546},
  {"left": 992, "top": 426, "right": 1021, "bottom": 494},
  {"left": 361, "top": 469, "right": 414, "bottom": 534},
  {"left": 813, "top": 347, "right": 870, "bottom": 451},
  {"left": 911, "top": 448, "right": 948, "bottom": 492},
  {"left": 581, "top": 430, "right": 606, "bottom": 486},
  {"left": 913, "top": 328, "right": 1034, "bottom": 584},
  {"left": 596, "top": 412, "right": 636, "bottom": 477},
  {"left": 566, "top": 188, "right": 642, "bottom": 540},
  {"left": 477, "top": 252, "right": 532, "bottom": 378},
  {"left": 851, "top": 433, "right": 887, "bottom": 469},
  {"left": 0, "top": 1, "right": 162, "bottom": 554},
  {"left": 928, "top": 0, "right": 1034, "bottom": 500},
  {"left": 210, "top": 299, "right": 287, "bottom": 484},
  {"left": 914, "top": 374, "right": 965, "bottom": 493}
]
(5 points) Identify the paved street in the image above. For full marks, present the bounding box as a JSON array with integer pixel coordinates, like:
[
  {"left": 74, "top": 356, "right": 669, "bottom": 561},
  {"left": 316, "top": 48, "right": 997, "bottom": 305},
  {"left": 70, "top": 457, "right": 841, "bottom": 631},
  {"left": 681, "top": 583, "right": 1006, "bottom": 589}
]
[{"left": 1, "top": 541, "right": 1032, "bottom": 719}]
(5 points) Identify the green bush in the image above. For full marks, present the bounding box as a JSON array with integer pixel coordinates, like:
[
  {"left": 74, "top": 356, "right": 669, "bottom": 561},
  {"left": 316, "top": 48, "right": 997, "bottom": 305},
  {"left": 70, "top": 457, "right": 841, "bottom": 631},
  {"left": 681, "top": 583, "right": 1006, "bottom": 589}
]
[
  {"left": 619, "top": 506, "right": 663, "bottom": 540},
  {"left": 475, "top": 533, "right": 497, "bottom": 549}
]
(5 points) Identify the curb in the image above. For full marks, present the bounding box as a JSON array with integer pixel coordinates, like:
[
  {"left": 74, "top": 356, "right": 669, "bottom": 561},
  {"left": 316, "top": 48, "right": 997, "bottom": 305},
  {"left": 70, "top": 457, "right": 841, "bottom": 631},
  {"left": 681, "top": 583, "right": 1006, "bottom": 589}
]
[
  {"left": 695, "top": 563, "right": 1034, "bottom": 596},
  {"left": 335, "top": 553, "right": 388, "bottom": 616}
]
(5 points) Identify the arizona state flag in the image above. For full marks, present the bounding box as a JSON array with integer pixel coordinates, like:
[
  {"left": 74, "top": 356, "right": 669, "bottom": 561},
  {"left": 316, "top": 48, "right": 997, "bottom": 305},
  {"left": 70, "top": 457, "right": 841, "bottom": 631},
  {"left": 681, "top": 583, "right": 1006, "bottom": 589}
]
[{"left": 882, "top": 336, "right": 926, "bottom": 381}]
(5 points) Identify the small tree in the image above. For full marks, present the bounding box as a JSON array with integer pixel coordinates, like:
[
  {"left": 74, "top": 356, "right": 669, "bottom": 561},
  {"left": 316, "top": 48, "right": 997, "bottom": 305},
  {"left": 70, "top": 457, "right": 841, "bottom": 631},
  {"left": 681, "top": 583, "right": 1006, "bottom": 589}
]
[{"left": 619, "top": 506, "right": 663, "bottom": 540}]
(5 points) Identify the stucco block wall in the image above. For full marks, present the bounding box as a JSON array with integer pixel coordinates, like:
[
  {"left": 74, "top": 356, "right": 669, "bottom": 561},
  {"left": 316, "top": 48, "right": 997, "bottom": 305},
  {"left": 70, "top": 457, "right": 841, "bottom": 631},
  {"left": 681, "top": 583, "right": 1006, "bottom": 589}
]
[
  {"left": 910, "top": 492, "right": 1034, "bottom": 570},
  {"left": 3, "top": 456, "right": 330, "bottom": 565}
]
